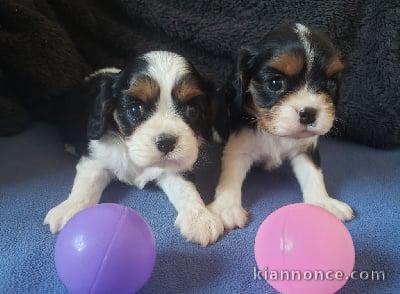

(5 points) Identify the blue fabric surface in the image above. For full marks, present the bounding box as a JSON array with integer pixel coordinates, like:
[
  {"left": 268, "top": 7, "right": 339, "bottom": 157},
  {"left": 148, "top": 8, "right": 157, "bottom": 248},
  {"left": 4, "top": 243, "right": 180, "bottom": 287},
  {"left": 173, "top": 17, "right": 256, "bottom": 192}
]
[{"left": 0, "top": 124, "right": 399, "bottom": 293}]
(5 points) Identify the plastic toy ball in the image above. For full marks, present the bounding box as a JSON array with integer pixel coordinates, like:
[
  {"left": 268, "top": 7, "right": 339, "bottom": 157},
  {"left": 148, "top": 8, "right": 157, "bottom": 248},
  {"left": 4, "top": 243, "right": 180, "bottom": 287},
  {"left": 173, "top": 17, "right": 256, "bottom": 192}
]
[
  {"left": 55, "top": 203, "right": 156, "bottom": 294},
  {"left": 255, "top": 203, "right": 355, "bottom": 294}
]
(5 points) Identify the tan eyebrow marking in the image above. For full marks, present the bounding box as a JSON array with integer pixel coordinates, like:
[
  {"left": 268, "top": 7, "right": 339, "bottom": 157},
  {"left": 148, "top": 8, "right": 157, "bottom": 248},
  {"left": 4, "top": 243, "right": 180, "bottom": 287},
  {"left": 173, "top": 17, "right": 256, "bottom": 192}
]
[
  {"left": 326, "top": 55, "right": 345, "bottom": 76},
  {"left": 173, "top": 75, "right": 204, "bottom": 103},
  {"left": 127, "top": 76, "right": 160, "bottom": 102},
  {"left": 269, "top": 53, "right": 305, "bottom": 76}
]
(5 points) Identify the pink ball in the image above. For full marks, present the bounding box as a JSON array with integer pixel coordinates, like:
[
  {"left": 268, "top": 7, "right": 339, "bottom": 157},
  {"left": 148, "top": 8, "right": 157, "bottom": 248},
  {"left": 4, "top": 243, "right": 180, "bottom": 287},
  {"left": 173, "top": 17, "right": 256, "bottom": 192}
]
[{"left": 255, "top": 204, "right": 355, "bottom": 294}]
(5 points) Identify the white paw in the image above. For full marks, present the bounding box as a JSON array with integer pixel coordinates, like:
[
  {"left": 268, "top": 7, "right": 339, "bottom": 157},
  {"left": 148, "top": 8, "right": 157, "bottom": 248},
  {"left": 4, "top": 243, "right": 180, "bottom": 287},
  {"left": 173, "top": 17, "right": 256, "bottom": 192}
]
[
  {"left": 43, "top": 200, "right": 90, "bottom": 233},
  {"left": 175, "top": 206, "right": 224, "bottom": 246},
  {"left": 208, "top": 200, "right": 248, "bottom": 230},
  {"left": 310, "top": 198, "right": 354, "bottom": 221}
]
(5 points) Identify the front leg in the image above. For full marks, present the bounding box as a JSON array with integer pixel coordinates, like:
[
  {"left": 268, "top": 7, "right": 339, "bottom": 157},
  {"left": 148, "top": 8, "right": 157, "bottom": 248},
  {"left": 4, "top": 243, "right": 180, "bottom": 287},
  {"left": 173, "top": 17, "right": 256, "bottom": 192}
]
[
  {"left": 157, "top": 173, "right": 223, "bottom": 246},
  {"left": 290, "top": 147, "right": 354, "bottom": 221},
  {"left": 44, "top": 156, "right": 111, "bottom": 233},
  {"left": 208, "top": 132, "right": 255, "bottom": 230}
]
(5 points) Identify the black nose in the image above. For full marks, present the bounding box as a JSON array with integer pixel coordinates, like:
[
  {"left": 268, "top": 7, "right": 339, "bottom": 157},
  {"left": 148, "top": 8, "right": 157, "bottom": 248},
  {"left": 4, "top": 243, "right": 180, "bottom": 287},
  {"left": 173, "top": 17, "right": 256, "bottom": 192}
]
[
  {"left": 299, "top": 107, "right": 317, "bottom": 125},
  {"left": 155, "top": 133, "right": 177, "bottom": 154}
]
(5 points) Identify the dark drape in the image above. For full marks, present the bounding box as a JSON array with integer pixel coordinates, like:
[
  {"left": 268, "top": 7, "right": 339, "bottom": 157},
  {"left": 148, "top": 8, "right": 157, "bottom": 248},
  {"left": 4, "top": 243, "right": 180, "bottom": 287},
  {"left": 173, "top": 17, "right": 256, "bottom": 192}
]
[{"left": 0, "top": 0, "right": 399, "bottom": 148}]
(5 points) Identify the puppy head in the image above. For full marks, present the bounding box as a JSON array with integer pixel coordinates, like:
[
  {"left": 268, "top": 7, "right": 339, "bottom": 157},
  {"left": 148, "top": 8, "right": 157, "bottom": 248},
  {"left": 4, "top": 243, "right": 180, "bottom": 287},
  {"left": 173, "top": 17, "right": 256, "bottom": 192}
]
[
  {"left": 88, "top": 51, "right": 214, "bottom": 172},
  {"left": 236, "top": 23, "right": 344, "bottom": 138}
]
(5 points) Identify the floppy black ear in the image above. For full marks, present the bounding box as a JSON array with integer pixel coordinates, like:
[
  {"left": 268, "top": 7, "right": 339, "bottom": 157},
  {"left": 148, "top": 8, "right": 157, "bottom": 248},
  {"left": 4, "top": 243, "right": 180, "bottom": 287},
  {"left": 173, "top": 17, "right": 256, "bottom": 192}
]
[
  {"left": 200, "top": 79, "right": 218, "bottom": 141},
  {"left": 238, "top": 47, "right": 258, "bottom": 79},
  {"left": 87, "top": 76, "right": 116, "bottom": 140},
  {"left": 210, "top": 84, "right": 231, "bottom": 141},
  {"left": 233, "top": 47, "right": 258, "bottom": 108}
]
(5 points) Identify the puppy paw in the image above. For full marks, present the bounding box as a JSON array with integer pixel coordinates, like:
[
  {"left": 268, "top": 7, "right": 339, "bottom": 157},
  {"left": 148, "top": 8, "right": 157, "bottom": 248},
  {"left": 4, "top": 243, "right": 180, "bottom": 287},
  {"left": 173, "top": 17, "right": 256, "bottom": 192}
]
[
  {"left": 310, "top": 198, "right": 354, "bottom": 221},
  {"left": 208, "top": 200, "right": 248, "bottom": 230},
  {"left": 43, "top": 200, "right": 90, "bottom": 233},
  {"left": 176, "top": 206, "right": 224, "bottom": 246}
]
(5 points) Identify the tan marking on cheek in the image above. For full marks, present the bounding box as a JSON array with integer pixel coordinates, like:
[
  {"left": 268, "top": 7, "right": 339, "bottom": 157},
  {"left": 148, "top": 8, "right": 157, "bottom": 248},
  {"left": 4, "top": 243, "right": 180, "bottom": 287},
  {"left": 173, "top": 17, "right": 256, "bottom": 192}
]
[
  {"left": 128, "top": 77, "right": 160, "bottom": 102},
  {"left": 262, "top": 104, "right": 287, "bottom": 135},
  {"left": 270, "top": 53, "right": 304, "bottom": 76},
  {"left": 320, "top": 93, "right": 336, "bottom": 118},
  {"left": 173, "top": 77, "right": 204, "bottom": 103},
  {"left": 253, "top": 106, "right": 270, "bottom": 130},
  {"left": 314, "top": 93, "right": 336, "bottom": 134},
  {"left": 326, "top": 55, "right": 345, "bottom": 76},
  {"left": 244, "top": 93, "right": 274, "bottom": 132}
]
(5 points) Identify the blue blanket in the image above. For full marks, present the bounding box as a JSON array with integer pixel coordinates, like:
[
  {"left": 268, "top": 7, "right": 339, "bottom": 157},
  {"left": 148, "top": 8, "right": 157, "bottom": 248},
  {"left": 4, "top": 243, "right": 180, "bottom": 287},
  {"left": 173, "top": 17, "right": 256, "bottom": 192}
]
[{"left": 0, "top": 124, "right": 399, "bottom": 293}]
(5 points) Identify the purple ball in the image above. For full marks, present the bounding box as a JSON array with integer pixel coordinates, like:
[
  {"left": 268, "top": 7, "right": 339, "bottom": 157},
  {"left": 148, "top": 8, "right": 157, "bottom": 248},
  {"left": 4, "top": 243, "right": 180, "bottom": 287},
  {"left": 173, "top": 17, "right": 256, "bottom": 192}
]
[{"left": 55, "top": 203, "right": 156, "bottom": 294}]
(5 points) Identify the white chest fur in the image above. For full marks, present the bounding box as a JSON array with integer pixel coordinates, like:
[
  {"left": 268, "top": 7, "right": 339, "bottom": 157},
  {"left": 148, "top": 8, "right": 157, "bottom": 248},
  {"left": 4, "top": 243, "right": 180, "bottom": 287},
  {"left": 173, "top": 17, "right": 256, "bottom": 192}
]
[{"left": 232, "top": 129, "right": 317, "bottom": 170}]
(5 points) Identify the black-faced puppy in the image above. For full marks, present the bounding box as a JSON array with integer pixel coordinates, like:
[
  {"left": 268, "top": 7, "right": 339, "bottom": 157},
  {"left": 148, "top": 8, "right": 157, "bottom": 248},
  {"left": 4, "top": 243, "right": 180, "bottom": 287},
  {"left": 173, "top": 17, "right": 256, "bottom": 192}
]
[
  {"left": 208, "top": 24, "right": 354, "bottom": 231},
  {"left": 44, "top": 51, "right": 223, "bottom": 246}
]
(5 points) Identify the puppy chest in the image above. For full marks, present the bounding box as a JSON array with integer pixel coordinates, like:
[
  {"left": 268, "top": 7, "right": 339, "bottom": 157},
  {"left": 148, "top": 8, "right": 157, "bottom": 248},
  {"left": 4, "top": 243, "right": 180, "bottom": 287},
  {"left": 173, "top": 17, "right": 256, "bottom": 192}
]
[
  {"left": 255, "top": 134, "right": 311, "bottom": 169},
  {"left": 255, "top": 135, "right": 284, "bottom": 169}
]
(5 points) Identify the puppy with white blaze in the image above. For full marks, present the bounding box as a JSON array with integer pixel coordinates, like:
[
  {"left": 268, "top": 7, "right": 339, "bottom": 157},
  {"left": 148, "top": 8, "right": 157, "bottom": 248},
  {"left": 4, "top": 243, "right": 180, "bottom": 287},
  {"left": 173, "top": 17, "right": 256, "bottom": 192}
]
[
  {"left": 209, "top": 24, "right": 354, "bottom": 231},
  {"left": 44, "top": 51, "right": 224, "bottom": 246}
]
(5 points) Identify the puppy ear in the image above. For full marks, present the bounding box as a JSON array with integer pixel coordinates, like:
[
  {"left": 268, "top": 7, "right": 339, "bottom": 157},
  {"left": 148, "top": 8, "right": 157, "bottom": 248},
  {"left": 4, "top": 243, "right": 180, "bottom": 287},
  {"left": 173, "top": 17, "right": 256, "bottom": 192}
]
[
  {"left": 87, "top": 75, "right": 116, "bottom": 140},
  {"left": 210, "top": 85, "right": 231, "bottom": 141},
  {"left": 234, "top": 47, "right": 258, "bottom": 108},
  {"left": 200, "top": 79, "right": 218, "bottom": 141},
  {"left": 238, "top": 47, "right": 257, "bottom": 77}
]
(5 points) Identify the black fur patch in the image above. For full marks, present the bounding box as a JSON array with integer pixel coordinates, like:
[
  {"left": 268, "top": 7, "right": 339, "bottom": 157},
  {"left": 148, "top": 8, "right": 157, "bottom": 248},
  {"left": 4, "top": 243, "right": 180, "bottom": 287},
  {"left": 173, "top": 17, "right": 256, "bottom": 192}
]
[
  {"left": 54, "top": 71, "right": 118, "bottom": 155},
  {"left": 180, "top": 171, "right": 196, "bottom": 183},
  {"left": 112, "top": 57, "right": 156, "bottom": 136},
  {"left": 172, "top": 63, "right": 216, "bottom": 141}
]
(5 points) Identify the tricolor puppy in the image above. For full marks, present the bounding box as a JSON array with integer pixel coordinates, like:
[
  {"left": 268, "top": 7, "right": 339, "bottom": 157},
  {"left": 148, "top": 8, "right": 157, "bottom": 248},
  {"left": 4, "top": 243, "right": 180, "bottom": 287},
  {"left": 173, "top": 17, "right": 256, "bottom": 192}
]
[
  {"left": 44, "top": 51, "right": 223, "bottom": 246},
  {"left": 209, "top": 24, "right": 354, "bottom": 230}
]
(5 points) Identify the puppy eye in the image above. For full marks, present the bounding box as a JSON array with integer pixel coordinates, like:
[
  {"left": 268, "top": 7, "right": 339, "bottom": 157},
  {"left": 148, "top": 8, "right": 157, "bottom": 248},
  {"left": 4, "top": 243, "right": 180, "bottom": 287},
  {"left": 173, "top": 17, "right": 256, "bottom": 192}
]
[
  {"left": 326, "top": 78, "right": 338, "bottom": 91},
  {"left": 184, "top": 104, "right": 199, "bottom": 120},
  {"left": 127, "top": 102, "right": 143, "bottom": 118},
  {"left": 267, "top": 76, "right": 284, "bottom": 92}
]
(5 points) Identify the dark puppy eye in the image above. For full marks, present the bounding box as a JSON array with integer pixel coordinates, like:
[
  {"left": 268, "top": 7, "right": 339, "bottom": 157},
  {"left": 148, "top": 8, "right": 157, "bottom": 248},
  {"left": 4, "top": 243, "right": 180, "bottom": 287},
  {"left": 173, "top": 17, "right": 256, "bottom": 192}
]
[
  {"left": 267, "top": 76, "right": 284, "bottom": 92},
  {"left": 127, "top": 102, "right": 144, "bottom": 118},
  {"left": 184, "top": 104, "right": 199, "bottom": 120},
  {"left": 326, "top": 78, "right": 338, "bottom": 91}
]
